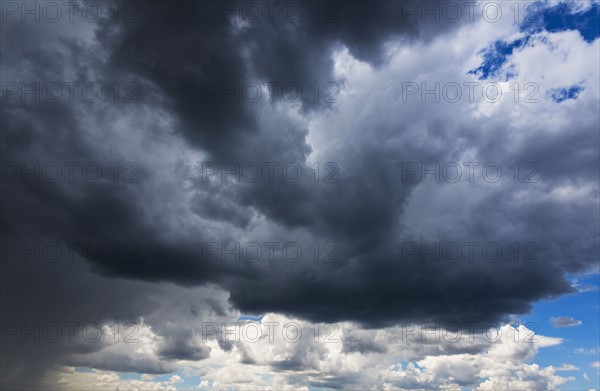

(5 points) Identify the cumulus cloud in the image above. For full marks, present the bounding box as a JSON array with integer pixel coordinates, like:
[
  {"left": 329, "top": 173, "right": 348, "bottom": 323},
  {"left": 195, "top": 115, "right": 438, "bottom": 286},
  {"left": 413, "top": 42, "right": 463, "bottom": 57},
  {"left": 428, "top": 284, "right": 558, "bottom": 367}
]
[
  {"left": 33, "top": 313, "right": 574, "bottom": 390},
  {"left": 1, "top": 0, "right": 598, "bottom": 389}
]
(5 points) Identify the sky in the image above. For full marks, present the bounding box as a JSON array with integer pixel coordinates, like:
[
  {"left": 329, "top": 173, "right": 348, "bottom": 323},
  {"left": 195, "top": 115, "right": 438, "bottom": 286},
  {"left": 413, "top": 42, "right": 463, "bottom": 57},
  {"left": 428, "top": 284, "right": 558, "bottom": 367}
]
[{"left": 0, "top": 0, "right": 599, "bottom": 390}]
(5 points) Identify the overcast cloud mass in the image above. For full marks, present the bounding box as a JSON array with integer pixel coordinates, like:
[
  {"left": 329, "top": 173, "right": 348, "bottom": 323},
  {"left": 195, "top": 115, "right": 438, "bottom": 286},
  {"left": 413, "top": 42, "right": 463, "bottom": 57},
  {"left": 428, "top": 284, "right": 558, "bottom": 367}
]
[{"left": 1, "top": 0, "right": 599, "bottom": 389}]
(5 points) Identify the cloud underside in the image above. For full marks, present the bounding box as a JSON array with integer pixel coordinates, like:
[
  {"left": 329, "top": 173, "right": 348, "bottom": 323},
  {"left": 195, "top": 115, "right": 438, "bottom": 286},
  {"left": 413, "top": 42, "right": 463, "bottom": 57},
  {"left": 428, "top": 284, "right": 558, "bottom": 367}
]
[{"left": 1, "top": 0, "right": 598, "bottom": 389}]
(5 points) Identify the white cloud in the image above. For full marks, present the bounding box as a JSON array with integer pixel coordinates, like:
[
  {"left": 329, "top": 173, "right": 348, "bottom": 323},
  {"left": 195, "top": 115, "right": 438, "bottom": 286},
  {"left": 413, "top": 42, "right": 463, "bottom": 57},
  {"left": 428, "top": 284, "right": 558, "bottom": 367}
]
[
  {"left": 42, "top": 310, "right": 574, "bottom": 390},
  {"left": 168, "top": 375, "right": 184, "bottom": 384},
  {"left": 555, "top": 364, "right": 580, "bottom": 371}
]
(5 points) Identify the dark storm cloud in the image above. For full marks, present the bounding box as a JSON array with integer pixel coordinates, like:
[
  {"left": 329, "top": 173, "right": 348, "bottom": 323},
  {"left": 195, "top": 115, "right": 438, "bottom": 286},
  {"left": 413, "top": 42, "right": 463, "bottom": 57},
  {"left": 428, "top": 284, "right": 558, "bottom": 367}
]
[
  {"left": 1, "top": 0, "right": 598, "bottom": 387},
  {"left": 98, "top": 0, "right": 457, "bottom": 161},
  {"left": 223, "top": 248, "right": 574, "bottom": 328},
  {"left": 0, "top": 248, "right": 234, "bottom": 388}
]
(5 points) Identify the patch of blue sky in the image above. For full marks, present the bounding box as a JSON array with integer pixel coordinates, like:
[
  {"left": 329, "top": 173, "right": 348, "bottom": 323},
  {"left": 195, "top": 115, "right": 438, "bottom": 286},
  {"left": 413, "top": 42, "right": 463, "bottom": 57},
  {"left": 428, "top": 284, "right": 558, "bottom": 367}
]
[
  {"left": 521, "top": 1, "right": 600, "bottom": 43},
  {"left": 468, "top": 37, "right": 528, "bottom": 80},
  {"left": 176, "top": 372, "right": 201, "bottom": 389},
  {"left": 134, "top": 370, "right": 198, "bottom": 389},
  {"left": 548, "top": 84, "right": 585, "bottom": 103},
  {"left": 518, "top": 272, "right": 599, "bottom": 390},
  {"left": 469, "top": 2, "right": 599, "bottom": 81},
  {"left": 117, "top": 372, "right": 142, "bottom": 380},
  {"left": 237, "top": 314, "right": 264, "bottom": 322}
]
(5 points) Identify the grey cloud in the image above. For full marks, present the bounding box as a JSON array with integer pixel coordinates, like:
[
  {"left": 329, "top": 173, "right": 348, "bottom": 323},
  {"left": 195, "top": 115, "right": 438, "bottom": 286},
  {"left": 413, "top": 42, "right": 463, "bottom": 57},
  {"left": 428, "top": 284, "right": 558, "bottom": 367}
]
[
  {"left": 342, "top": 334, "right": 387, "bottom": 355},
  {"left": 65, "top": 352, "right": 177, "bottom": 374},
  {"left": 1, "top": 0, "right": 598, "bottom": 388},
  {"left": 550, "top": 316, "right": 583, "bottom": 328},
  {"left": 158, "top": 338, "right": 212, "bottom": 361}
]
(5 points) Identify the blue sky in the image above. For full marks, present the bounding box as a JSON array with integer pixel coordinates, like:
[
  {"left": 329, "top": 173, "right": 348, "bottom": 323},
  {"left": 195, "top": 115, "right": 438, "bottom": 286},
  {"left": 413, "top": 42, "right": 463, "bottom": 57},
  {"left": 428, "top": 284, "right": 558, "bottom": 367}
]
[{"left": 522, "top": 273, "right": 600, "bottom": 390}]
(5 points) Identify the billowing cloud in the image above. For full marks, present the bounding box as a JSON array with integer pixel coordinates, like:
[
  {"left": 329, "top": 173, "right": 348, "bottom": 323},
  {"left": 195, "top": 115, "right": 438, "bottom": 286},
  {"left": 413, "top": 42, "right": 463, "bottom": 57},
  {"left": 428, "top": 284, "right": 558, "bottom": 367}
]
[{"left": 1, "top": 0, "right": 598, "bottom": 389}]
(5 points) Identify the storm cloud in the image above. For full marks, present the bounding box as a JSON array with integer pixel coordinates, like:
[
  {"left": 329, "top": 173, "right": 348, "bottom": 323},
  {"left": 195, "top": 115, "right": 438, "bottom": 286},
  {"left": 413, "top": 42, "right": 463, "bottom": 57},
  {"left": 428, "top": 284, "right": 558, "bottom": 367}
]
[{"left": 1, "top": 0, "right": 598, "bottom": 389}]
